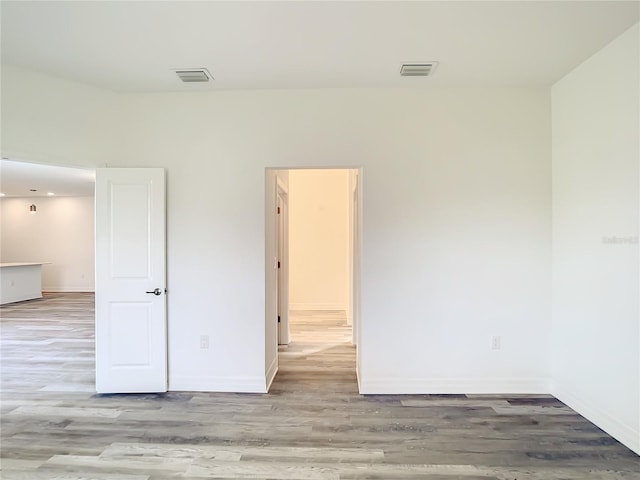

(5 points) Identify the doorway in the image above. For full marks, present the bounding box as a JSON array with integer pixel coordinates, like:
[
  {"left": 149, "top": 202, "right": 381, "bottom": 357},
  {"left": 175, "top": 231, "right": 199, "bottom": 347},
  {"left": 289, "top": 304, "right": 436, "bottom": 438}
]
[
  {"left": 0, "top": 159, "right": 96, "bottom": 296},
  {"left": 0, "top": 158, "right": 97, "bottom": 392},
  {"left": 265, "top": 168, "right": 362, "bottom": 391}
]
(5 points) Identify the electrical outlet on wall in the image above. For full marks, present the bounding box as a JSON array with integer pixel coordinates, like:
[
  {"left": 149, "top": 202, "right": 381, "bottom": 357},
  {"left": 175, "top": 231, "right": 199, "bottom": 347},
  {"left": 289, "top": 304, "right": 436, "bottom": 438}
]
[
  {"left": 200, "top": 335, "right": 209, "bottom": 349},
  {"left": 491, "top": 335, "right": 501, "bottom": 350}
]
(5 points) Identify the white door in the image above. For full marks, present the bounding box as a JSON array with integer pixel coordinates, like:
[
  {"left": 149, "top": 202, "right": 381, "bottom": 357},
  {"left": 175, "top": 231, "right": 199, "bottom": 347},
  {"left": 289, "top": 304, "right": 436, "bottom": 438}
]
[
  {"left": 95, "top": 168, "right": 167, "bottom": 393},
  {"left": 277, "top": 191, "right": 290, "bottom": 345},
  {"left": 276, "top": 178, "right": 290, "bottom": 346}
]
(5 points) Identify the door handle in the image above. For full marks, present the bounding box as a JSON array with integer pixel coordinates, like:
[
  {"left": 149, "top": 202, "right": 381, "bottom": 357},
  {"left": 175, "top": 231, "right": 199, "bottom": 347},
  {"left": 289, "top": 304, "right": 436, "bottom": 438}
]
[{"left": 146, "top": 288, "right": 162, "bottom": 296}]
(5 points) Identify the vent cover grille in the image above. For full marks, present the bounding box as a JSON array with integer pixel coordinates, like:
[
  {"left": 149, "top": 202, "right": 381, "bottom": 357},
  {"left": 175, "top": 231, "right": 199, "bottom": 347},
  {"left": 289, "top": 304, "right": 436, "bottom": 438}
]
[
  {"left": 400, "top": 63, "right": 438, "bottom": 77},
  {"left": 175, "top": 69, "right": 212, "bottom": 83}
]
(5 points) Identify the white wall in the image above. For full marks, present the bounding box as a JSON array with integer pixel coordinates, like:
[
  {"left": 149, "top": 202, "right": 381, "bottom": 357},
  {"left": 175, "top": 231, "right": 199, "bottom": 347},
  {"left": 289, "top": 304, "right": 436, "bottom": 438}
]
[
  {"left": 0, "top": 196, "right": 95, "bottom": 292},
  {"left": 1, "top": 65, "right": 551, "bottom": 395},
  {"left": 551, "top": 24, "right": 639, "bottom": 454},
  {"left": 289, "top": 169, "right": 350, "bottom": 311},
  {"left": 0, "top": 65, "right": 122, "bottom": 168}
]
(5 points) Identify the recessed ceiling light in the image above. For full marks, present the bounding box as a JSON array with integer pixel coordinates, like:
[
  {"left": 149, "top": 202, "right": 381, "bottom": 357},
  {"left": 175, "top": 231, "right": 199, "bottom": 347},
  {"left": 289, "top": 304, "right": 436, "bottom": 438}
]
[
  {"left": 400, "top": 62, "right": 439, "bottom": 77},
  {"left": 47, "top": 192, "right": 55, "bottom": 196},
  {"left": 0, "top": 193, "right": 5, "bottom": 196},
  {"left": 174, "top": 68, "right": 213, "bottom": 83}
]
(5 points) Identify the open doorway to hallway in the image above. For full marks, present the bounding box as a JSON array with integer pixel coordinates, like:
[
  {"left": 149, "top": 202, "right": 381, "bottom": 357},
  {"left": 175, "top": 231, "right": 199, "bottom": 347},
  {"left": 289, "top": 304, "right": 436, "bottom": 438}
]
[
  {"left": 265, "top": 168, "right": 362, "bottom": 392},
  {"left": 287, "top": 169, "right": 354, "bottom": 345}
]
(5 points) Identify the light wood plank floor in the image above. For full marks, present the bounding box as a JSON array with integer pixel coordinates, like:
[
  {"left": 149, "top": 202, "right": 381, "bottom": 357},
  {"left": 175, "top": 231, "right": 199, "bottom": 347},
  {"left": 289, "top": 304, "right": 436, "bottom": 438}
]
[{"left": 1, "top": 293, "right": 638, "bottom": 479}]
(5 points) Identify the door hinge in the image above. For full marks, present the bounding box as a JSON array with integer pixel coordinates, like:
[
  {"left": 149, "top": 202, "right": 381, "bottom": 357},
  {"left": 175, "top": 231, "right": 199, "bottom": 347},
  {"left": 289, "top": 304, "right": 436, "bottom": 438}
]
[
  {"left": 278, "top": 315, "right": 281, "bottom": 323},
  {"left": 277, "top": 261, "right": 281, "bottom": 269},
  {"left": 277, "top": 206, "right": 281, "bottom": 214}
]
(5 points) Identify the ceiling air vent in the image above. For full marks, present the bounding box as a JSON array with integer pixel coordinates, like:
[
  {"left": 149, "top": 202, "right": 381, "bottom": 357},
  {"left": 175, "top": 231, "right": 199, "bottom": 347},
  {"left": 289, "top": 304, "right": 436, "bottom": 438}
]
[
  {"left": 400, "top": 62, "right": 438, "bottom": 77},
  {"left": 175, "top": 68, "right": 212, "bottom": 83}
]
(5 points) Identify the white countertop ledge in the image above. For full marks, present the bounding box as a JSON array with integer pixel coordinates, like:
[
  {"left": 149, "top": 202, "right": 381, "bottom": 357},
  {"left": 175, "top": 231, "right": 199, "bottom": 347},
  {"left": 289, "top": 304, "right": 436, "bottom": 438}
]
[{"left": 0, "top": 263, "right": 49, "bottom": 268}]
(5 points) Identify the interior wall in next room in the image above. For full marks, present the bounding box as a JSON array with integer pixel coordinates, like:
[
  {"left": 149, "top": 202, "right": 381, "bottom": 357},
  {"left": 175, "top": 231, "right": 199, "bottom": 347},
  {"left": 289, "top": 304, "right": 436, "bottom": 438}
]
[
  {"left": 289, "top": 169, "right": 350, "bottom": 312},
  {"left": 0, "top": 196, "right": 95, "bottom": 292}
]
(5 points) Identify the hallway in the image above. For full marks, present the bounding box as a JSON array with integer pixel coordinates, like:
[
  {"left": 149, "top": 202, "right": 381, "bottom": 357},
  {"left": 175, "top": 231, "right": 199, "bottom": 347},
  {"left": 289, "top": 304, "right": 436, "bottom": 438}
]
[{"left": 275, "top": 310, "right": 356, "bottom": 394}]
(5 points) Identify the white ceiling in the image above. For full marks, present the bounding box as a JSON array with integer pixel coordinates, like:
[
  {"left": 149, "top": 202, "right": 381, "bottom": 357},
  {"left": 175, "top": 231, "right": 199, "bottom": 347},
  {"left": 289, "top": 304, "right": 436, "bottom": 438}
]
[
  {"left": 1, "top": 1, "right": 638, "bottom": 92},
  {"left": 0, "top": 160, "right": 95, "bottom": 197},
  {"left": 1, "top": 2, "right": 637, "bottom": 192}
]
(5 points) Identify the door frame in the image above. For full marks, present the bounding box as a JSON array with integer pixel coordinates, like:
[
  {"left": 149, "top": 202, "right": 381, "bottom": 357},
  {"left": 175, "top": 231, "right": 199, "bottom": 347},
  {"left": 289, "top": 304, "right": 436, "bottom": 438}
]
[
  {"left": 264, "top": 167, "right": 363, "bottom": 392},
  {"left": 276, "top": 179, "right": 290, "bottom": 345},
  {"left": 350, "top": 171, "right": 361, "bottom": 348}
]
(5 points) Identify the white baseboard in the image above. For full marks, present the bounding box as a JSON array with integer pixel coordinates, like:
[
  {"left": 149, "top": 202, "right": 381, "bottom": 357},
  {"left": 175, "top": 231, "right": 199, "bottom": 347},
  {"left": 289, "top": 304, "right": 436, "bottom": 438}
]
[
  {"left": 551, "top": 381, "right": 640, "bottom": 455},
  {"left": 43, "top": 286, "right": 95, "bottom": 293},
  {"left": 169, "top": 375, "right": 267, "bottom": 394},
  {"left": 289, "top": 303, "right": 347, "bottom": 311},
  {"left": 266, "top": 356, "right": 278, "bottom": 392},
  {"left": 358, "top": 377, "right": 550, "bottom": 395}
]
